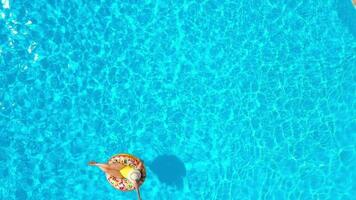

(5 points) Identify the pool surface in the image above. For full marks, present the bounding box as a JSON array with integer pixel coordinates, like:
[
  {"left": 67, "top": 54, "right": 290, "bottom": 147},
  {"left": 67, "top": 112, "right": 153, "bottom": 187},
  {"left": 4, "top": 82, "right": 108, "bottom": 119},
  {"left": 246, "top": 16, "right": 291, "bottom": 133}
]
[{"left": 1, "top": 0, "right": 355, "bottom": 199}]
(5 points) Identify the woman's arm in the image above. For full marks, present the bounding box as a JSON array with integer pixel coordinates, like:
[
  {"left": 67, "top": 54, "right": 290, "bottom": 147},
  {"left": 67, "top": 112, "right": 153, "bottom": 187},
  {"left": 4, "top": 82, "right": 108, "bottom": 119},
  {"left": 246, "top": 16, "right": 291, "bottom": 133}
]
[
  {"left": 134, "top": 182, "right": 142, "bottom": 200},
  {"left": 136, "top": 161, "right": 144, "bottom": 170}
]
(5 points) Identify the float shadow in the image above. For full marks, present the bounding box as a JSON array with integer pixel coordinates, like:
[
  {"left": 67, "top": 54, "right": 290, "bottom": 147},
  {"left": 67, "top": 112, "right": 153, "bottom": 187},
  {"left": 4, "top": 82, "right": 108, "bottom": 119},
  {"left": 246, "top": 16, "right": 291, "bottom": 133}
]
[{"left": 148, "top": 155, "right": 186, "bottom": 189}]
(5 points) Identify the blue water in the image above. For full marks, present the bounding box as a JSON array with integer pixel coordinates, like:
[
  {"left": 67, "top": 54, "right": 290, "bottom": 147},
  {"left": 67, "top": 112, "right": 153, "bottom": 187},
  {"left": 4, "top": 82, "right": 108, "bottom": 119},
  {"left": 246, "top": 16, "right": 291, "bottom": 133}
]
[{"left": 1, "top": 0, "right": 355, "bottom": 199}]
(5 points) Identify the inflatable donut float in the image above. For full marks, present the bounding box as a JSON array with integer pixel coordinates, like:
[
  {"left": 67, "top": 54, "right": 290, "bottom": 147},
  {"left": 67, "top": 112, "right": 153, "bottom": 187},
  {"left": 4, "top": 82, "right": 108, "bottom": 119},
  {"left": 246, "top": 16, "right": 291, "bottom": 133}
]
[{"left": 106, "top": 154, "right": 146, "bottom": 191}]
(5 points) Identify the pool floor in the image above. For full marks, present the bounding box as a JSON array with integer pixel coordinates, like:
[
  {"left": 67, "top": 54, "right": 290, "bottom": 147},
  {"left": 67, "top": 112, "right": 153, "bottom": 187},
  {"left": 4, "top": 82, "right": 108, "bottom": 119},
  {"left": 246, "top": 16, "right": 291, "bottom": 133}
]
[{"left": 0, "top": 0, "right": 355, "bottom": 199}]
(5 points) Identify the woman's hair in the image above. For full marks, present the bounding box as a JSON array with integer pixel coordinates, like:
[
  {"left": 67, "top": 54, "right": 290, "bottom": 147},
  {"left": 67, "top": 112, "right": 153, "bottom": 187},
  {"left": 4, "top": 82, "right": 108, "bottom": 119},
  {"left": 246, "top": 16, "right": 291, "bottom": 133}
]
[{"left": 129, "top": 170, "right": 142, "bottom": 181}]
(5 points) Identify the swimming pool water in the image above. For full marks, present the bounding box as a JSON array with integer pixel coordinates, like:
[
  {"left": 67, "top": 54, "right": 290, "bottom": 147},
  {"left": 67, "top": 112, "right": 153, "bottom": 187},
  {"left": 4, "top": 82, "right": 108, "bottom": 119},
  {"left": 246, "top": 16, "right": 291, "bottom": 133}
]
[{"left": 1, "top": 0, "right": 355, "bottom": 199}]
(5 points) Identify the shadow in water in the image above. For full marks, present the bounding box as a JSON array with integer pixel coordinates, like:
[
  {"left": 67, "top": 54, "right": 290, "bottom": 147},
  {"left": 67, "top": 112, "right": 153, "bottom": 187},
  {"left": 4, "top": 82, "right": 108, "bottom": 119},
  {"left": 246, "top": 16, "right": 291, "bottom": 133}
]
[
  {"left": 336, "top": 0, "right": 356, "bottom": 37},
  {"left": 148, "top": 155, "right": 186, "bottom": 189}
]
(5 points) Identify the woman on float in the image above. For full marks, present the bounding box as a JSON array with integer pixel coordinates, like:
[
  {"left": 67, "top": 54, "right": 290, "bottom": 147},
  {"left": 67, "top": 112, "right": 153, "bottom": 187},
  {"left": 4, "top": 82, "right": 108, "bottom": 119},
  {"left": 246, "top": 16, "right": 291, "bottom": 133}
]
[{"left": 89, "top": 157, "right": 144, "bottom": 200}]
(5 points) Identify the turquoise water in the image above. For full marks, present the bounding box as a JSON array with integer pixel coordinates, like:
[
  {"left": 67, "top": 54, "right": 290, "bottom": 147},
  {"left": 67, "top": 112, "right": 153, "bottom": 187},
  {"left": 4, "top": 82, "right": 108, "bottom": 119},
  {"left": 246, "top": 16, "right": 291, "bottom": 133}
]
[{"left": 1, "top": 0, "right": 355, "bottom": 199}]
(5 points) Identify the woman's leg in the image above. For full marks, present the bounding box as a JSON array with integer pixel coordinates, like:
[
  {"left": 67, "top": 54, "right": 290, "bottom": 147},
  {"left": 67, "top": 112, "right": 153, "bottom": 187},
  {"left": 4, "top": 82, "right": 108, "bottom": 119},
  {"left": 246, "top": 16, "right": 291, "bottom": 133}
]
[
  {"left": 88, "top": 161, "right": 125, "bottom": 178},
  {"left": 108, "top": 163, "right": 125, "bottom": 170}
]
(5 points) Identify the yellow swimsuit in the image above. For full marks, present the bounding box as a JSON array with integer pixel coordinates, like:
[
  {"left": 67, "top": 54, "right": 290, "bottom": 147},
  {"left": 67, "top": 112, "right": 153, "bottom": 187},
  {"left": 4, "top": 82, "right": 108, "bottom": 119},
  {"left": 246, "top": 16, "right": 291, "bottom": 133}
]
[
  {"left": 120, "top": 165, "right": 135, "bottom": 179},
  {"left": 120, "top": 165, "right": 142, "bottom": 182}
]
